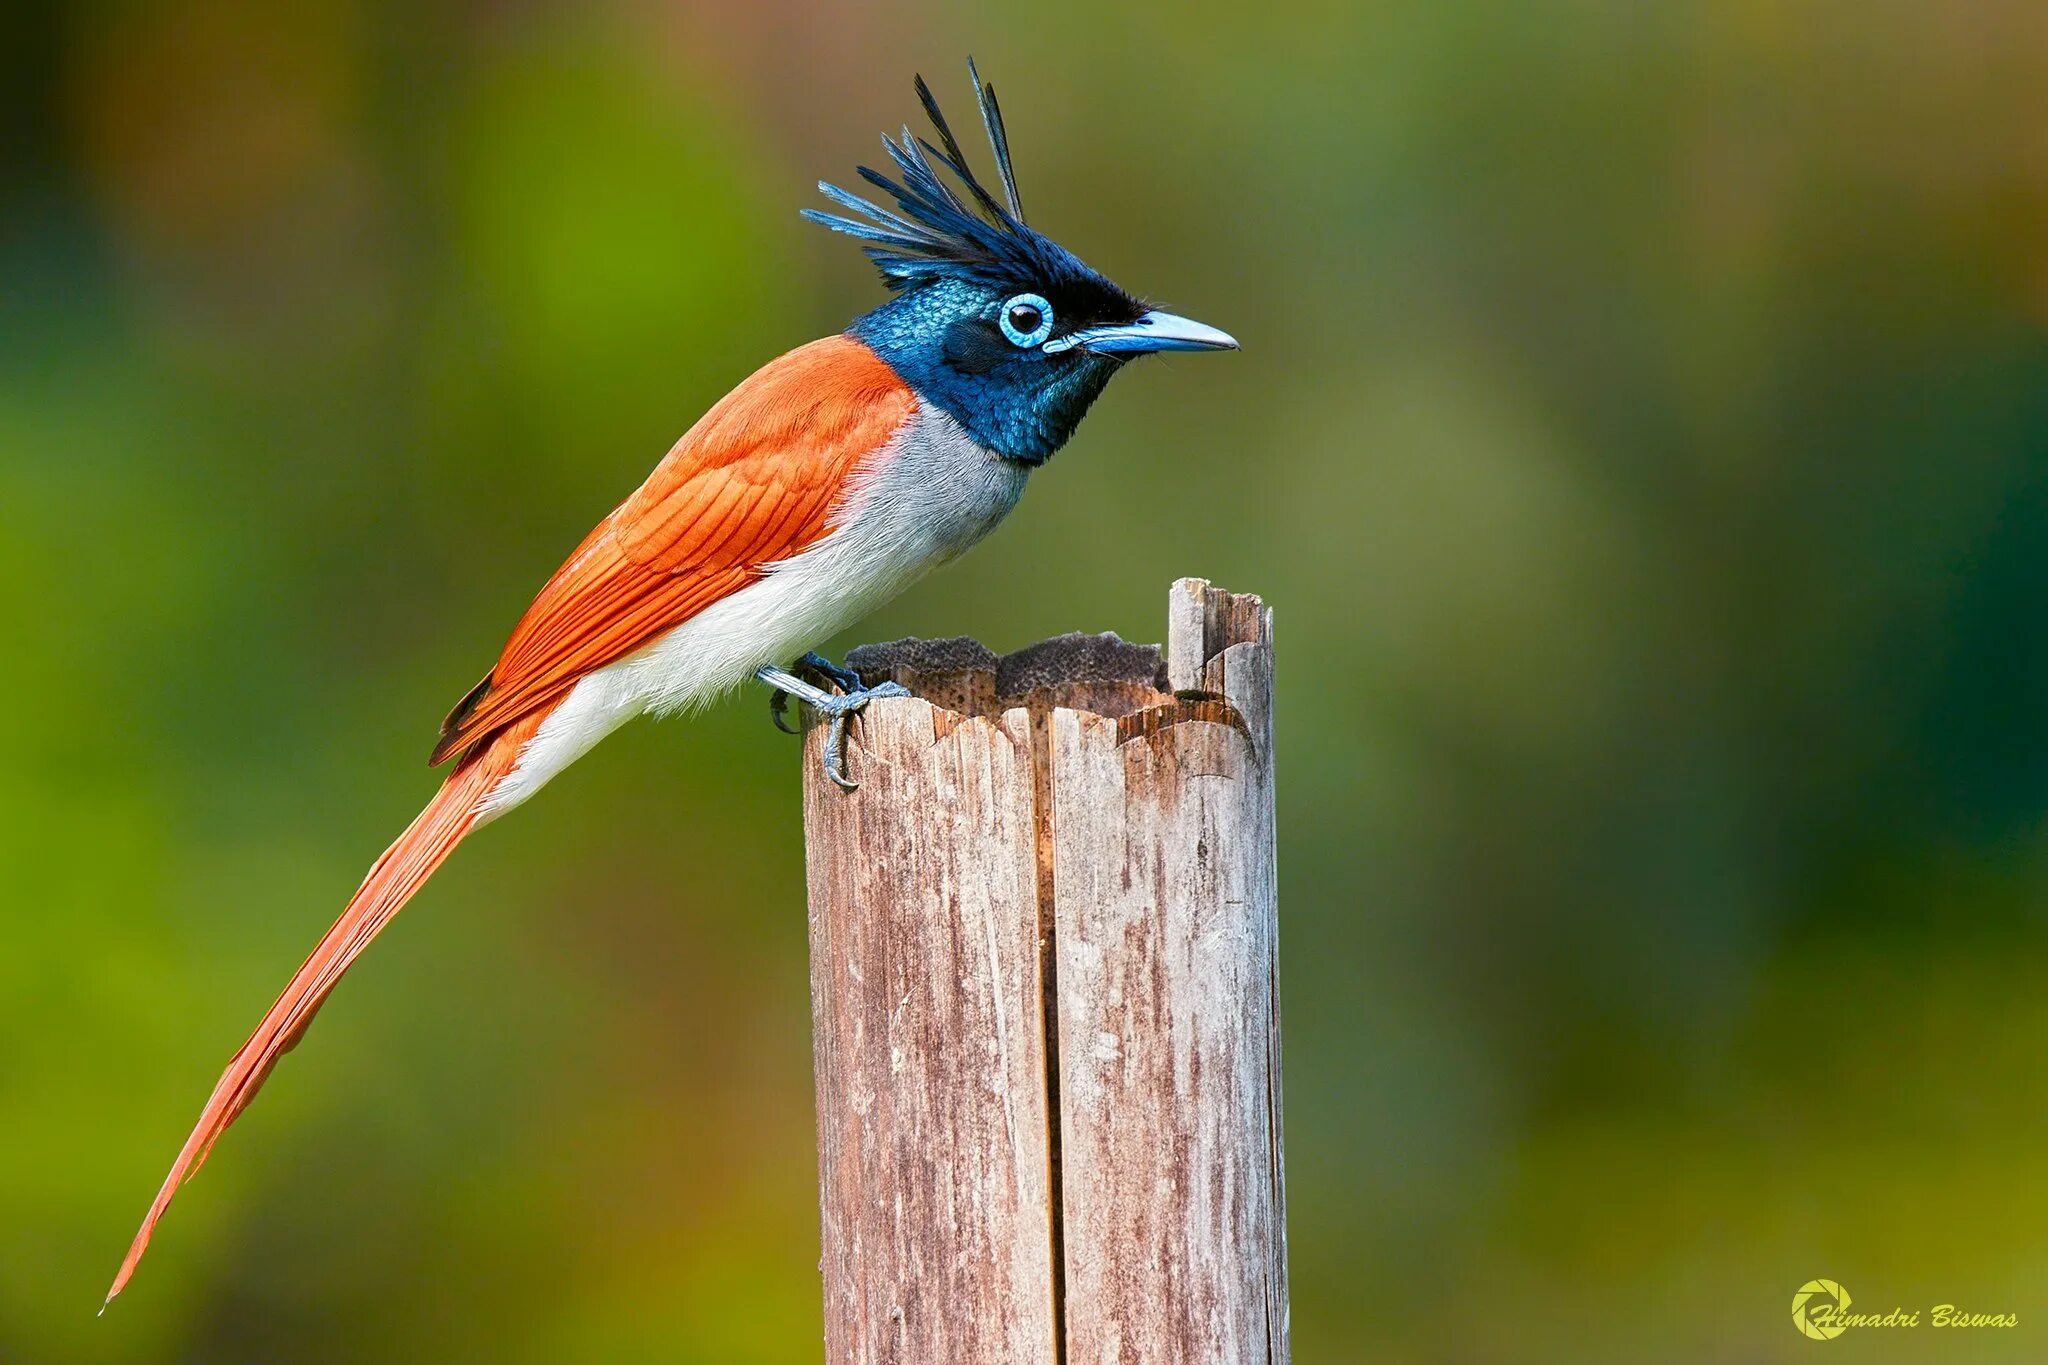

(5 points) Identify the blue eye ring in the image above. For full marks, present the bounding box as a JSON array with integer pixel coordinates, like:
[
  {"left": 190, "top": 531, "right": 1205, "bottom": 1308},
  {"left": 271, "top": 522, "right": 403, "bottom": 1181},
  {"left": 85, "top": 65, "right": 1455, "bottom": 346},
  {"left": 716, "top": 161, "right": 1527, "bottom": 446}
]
[{"left": 998, "top": 293, "right": 1055, "bottom": 348}]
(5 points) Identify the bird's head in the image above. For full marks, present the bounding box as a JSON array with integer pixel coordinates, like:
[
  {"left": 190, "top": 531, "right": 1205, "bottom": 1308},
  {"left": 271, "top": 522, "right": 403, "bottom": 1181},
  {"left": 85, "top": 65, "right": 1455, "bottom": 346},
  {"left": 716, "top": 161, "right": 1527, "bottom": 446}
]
[{"left": 808, "top": 62, "right": 1238, "bottom": 466}]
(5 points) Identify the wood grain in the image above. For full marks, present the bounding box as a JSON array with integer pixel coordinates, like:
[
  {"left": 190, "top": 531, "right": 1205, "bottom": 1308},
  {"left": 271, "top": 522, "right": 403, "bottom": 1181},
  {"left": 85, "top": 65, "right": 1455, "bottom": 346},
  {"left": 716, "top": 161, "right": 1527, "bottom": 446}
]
[
  {"left": 1052, "top": 583, "right": 1286, "bottom": 1365},
  {"left": 801, "top": 580, "right": 1286, "bottom": 1364},
  {"left": 804, "top": 699, "right": 1057, "bottom": 1365}
]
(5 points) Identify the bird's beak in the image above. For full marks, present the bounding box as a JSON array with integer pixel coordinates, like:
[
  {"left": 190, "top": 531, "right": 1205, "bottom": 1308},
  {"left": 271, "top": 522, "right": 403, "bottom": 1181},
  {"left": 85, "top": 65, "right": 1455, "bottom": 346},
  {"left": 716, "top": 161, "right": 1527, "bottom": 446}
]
[{"left": 1044, "top": 309, "right": 1241, "bottom": 356}]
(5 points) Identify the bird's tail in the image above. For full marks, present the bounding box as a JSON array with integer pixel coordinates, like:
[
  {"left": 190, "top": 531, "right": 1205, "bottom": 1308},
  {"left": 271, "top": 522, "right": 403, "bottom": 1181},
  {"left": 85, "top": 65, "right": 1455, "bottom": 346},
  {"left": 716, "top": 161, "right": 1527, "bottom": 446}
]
[{"left": 104, "top": 713, "right": 544, "bottom": 1308}]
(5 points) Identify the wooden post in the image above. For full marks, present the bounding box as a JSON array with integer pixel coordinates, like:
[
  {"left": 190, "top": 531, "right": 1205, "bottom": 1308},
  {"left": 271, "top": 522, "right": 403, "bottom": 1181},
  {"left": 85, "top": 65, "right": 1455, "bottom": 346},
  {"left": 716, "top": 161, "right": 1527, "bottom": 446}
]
[{"left": 802, "top": 580, "right": 1286, "bottom": 1364}]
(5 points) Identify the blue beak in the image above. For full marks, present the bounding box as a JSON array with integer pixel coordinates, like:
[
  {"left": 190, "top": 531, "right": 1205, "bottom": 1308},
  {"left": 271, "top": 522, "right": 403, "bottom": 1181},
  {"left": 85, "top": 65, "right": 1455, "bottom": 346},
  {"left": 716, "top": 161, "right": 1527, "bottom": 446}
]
[{"left": 1044, "top": 309, "right": 1240, "bottom": 356}]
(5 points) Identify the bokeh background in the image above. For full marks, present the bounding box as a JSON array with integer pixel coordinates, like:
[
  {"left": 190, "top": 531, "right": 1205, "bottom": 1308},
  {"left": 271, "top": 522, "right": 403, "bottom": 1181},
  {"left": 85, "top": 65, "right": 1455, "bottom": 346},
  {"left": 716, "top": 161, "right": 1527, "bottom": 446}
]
[{"left": 6, "top": 1, "right": 2048, "bottom": 1360}]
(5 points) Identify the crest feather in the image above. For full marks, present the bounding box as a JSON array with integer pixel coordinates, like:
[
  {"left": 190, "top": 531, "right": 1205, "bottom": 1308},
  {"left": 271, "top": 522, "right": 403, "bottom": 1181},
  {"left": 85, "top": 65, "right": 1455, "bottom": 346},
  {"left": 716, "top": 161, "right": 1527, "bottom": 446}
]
[{"left": 805, "top": 60, "right": 1084, "bottom": 291}]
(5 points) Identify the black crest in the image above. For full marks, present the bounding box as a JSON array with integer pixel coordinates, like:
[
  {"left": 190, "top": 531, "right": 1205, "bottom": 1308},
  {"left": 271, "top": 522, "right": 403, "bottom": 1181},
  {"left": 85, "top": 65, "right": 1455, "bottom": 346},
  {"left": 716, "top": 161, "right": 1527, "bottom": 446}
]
[{"left": 805, "top": 60, "right": 1093, "bottom": 292}]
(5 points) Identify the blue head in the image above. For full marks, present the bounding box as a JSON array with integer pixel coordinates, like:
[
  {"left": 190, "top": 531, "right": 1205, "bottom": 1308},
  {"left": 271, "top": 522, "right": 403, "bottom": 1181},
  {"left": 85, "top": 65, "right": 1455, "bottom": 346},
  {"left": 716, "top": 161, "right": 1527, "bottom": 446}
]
[{"left": 807, "top": 62, "right": 1238, "bottom": 466}]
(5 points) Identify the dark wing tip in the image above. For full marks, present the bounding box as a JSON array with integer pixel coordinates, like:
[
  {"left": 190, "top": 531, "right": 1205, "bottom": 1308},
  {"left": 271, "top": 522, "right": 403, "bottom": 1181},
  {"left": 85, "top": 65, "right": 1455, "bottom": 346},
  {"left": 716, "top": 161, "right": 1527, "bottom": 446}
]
[{"left": 433, "top": 674, "right": 494, "bottom": 765}]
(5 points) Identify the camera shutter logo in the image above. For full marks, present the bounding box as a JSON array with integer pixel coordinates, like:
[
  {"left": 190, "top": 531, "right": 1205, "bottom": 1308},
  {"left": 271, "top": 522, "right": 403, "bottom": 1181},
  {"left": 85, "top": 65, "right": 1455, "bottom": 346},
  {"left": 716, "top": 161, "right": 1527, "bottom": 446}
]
[{"left": 1792, "top": 1279, "right": 1851, "bottom": 1341}]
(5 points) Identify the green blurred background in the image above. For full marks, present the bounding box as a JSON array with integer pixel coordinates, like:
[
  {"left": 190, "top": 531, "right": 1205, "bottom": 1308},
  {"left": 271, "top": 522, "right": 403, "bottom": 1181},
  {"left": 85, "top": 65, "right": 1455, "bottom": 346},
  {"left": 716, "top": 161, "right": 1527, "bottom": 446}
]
[{"left": 6, "top": 1, "right": 2048, "bottom": 1360}]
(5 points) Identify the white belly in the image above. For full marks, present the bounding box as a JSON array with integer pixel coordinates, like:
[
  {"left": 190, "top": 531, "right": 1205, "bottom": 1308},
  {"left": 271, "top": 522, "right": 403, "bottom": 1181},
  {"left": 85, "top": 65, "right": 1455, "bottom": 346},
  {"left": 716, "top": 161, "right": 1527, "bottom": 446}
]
[{"left": 479, "top": 401, "right": 1026, "bottom": 818}]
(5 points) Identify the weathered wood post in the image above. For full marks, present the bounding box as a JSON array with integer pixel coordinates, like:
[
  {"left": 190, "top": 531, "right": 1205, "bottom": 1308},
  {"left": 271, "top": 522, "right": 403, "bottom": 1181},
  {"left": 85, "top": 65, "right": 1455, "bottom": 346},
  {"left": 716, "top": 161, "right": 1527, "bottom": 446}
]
[{"left": 801, "top": 579, "right": 1287, "bottom": 1364}]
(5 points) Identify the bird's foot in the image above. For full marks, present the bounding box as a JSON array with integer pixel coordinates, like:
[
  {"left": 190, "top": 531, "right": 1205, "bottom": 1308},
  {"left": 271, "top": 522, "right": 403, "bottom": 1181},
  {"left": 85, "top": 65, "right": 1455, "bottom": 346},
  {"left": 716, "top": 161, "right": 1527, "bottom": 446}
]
[
  {"left": 757, "top": 655, "right": 911, "bottom": 791},
  {"left": 765, "top": 652, "right": 866, "bottom": 735}
]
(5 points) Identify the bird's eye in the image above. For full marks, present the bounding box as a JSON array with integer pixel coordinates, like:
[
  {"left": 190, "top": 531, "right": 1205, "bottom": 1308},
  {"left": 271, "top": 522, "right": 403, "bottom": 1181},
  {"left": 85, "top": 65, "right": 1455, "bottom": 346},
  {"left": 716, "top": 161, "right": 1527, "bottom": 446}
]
[{"left": 999, "top": 293, "right": 1055, "bottom": 348}]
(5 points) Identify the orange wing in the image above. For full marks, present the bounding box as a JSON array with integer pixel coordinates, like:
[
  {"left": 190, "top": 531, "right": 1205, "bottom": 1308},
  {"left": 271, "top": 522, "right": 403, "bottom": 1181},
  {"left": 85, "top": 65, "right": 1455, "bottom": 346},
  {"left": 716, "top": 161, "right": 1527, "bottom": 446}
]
[{"left": 433, "top": 335, "right": 914, "bottom": 764}]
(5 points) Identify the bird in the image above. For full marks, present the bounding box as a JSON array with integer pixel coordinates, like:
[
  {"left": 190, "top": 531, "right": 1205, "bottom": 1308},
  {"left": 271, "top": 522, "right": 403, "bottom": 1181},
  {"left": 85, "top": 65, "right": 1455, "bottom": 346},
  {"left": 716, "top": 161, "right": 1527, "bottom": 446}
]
[{"left": 104, "top": 59, "right": 1237, "bottom": 1306}]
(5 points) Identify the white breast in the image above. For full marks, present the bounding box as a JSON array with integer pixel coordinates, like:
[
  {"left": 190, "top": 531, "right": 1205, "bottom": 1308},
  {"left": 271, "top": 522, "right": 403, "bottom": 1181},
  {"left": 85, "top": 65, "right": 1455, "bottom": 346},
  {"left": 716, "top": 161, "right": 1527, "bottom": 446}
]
[{"left": 480, "top": 401, "right": 1027, "bottom": 818}]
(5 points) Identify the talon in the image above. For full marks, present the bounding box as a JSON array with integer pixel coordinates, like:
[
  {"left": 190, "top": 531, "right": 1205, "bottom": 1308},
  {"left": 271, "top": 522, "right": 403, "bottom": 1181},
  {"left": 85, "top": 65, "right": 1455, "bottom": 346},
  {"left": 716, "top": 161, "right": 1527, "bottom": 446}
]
[
  {"left": 770, "top": 688, "right": 799, "bottom": 735},
  {"left": 825, "top": 713, "right": 859, "bottom": 790}
]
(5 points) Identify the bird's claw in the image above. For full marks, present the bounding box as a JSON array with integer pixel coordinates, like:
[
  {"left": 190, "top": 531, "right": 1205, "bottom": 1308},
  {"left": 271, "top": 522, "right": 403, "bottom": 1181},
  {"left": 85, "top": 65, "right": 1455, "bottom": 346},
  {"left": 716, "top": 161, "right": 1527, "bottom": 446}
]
[
  {"left": 813, "top": 681, "right": 911, "bottom": 790},
  {"left": 768, "top": 651, "right": 863, "bottom": 735},
  {"left": 756, "top": 658, "right": 911, "bottom": 790}
]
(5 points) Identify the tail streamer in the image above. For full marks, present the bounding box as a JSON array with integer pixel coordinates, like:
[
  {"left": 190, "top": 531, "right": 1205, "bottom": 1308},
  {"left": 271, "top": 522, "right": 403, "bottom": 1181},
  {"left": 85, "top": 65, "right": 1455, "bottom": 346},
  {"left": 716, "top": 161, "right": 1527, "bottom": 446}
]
[{"left": 104, "top": 711, "right": 544, "bottom": 1307}]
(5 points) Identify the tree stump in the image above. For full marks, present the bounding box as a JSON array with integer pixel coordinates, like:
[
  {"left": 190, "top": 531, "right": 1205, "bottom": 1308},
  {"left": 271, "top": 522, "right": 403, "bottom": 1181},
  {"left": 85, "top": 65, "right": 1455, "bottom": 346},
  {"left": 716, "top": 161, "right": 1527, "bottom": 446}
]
[{"left": 802, "top": 579, "right": 1286, "bottom": 1364}]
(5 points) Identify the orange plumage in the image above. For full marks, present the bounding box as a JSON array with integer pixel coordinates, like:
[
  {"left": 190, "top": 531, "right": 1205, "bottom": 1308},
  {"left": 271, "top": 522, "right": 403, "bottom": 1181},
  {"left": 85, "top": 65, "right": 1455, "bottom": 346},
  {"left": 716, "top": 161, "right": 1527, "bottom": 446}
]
[
  {"left": 104, "top": 711, "right": 545, "bottom": 1304},
  {"left": 108, "top": 336, "right": 913, "bottom": 1305},
  {"left": 436, "top": 336, "right": 912, "bottom": 762}
]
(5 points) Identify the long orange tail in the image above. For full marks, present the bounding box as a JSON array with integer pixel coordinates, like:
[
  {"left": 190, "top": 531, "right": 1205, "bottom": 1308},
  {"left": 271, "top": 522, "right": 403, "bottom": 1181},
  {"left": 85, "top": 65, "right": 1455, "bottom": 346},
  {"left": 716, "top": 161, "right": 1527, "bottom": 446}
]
[{"left": 104, "top": 715, "right": 542, "bottom": 1307}]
